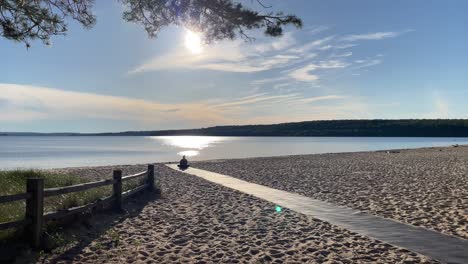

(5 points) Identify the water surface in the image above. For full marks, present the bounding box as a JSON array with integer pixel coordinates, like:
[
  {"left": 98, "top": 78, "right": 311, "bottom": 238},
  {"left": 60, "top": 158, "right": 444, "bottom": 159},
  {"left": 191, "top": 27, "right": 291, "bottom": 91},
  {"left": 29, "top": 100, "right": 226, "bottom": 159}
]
[{"left": 1, "top": 136, "right": 467, "bottom": 169}]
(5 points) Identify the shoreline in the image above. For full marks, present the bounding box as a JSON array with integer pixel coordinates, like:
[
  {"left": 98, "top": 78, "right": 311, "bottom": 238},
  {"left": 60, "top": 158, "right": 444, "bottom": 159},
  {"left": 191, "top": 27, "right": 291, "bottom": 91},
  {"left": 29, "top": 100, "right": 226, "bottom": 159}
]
[
  {"left": 17, "top": 144, "right": 463, "bottom": 172},
  {"left": 1, "top": 140, "right": 467, "bottom": 171}
]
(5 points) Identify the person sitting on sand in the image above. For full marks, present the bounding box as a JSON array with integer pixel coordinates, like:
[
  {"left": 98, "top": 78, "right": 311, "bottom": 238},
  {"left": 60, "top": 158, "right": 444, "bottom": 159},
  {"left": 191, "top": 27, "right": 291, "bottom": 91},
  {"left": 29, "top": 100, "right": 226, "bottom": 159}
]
[{"left": 178, "top": 155, "right": 189, "bottom": 170}]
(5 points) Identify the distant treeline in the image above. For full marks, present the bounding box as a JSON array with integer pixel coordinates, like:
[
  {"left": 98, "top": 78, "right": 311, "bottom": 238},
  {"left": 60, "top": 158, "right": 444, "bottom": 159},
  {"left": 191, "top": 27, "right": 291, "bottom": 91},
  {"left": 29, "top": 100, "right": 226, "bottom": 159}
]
[{"left": 3, "top": 119, "right": 468, "bottom": 137}]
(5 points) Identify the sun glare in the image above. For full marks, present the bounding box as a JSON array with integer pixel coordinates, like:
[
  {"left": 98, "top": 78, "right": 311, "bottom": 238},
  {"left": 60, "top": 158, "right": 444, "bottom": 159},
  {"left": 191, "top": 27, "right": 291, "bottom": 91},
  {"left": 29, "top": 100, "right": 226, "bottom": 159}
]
[{"left": 185, "top": 30, "right": 203, "bottom": 54}]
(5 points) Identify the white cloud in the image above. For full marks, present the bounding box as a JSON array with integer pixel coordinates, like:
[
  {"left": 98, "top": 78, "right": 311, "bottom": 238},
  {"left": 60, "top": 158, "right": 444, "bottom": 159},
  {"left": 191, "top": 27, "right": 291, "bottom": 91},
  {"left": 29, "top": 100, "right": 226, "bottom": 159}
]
[
  {"left": 355, "top": 59, "right": 382, "bottom": 69},
  {"left": 131, "top": 27, "right": 409, "bottom": 95},
  {"left": 273, "top": 82, "right": 295, "bottom": 91},
  {"left": 305, "top": 25, "right": 330, "bottom": 35},
  {"left": 132, "top": 28, "right": 409, "bottom": 75},
  {"left": 331, "top": 52, "right": 353, "bottom": 58},
  {"left": 251, "top": 76, "right": 289, "bottom": 86},
  {"left": 319, "top": 60, "right": 350, "bottom": 69},
  {"left": 253, "top": 32, "right": 297, "bottom": 53},
  {"left": 289, "top": 64, "right": 320, "bottom": 81},
  {"left": 130, "top": 34, "right": 301, "bottom": 74},
  {"left": 318, "top": 45, "right": 333, "bottom": 51},
  {"left": 288, "top": 36, "right": 335, "bottom": 54},
  {"left": 214, "top": 93, "right": 300, "bottom": 108},
  {"left": 0, "top": 84, "right": 363, "bottom": 128},
  {"left": 342, "top": 30, "right": 412, "bottom": 42},
  {"left": 288, "top": 60, "right": 349, "bottom": 82},
  {"left": 334, "top": 43, "right": 357, "bottom": 49},
  {"left": 297, "top": 95, "right": 344, "bottom": 104},
  {"left": 0, "top": 84, "right": 228, "bottom": 125}
]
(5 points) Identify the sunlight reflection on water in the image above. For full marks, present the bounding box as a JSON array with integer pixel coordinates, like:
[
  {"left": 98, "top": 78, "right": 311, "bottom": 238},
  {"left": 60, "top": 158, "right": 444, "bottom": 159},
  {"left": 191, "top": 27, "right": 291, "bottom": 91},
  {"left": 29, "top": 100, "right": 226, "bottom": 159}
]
[
  {"left": 177, "top": 150, "right": 200, "bottom": 157},
  {"left": 155, "top": 136, "right": 227, "bottom": 157},
  {"left": 155, "top": 136, "right": 224, "bottom": 149},
  {"left": 2, "top": 136, "right": 468, "bottom": 169}
]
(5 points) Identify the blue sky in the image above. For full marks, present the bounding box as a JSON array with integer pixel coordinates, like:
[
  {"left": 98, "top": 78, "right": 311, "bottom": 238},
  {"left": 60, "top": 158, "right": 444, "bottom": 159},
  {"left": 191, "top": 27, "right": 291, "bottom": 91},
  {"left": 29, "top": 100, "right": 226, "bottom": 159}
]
[{"left": 1, "top": 0, "right": 467, "bottom": 132}]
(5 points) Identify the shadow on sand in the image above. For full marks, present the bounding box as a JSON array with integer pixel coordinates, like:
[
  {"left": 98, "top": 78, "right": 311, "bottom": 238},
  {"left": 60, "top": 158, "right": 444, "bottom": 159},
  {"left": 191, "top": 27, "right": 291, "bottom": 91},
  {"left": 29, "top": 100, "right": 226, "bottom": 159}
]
[{"left": 7, "top": 192, "right": 159, "bottom": 264}]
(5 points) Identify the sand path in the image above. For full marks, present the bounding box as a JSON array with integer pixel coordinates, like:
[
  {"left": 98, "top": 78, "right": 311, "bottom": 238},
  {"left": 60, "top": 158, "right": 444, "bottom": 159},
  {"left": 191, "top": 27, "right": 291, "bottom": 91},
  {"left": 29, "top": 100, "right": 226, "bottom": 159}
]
[
  {"left": 195, "top": 146, "right": 468, "bottom": 239},
  {"left": 167, "top": 164, "right": 467, "bottom": 264}
]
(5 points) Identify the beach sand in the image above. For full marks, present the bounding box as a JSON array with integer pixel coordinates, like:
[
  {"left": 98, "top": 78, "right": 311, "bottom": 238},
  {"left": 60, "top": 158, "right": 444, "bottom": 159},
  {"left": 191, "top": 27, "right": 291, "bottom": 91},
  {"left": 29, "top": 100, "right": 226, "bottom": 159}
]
[
  {"left": 34, "top": 164, "right": 438, "bottom": 263},
  {"left": 195, "top": 145, "right": 468, "bottom": 240}
]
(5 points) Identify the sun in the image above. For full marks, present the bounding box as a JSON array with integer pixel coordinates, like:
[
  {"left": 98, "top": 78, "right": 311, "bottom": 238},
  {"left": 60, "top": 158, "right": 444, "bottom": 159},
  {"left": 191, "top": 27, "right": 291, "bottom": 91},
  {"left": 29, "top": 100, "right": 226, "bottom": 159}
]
[{"left": 185, "top": 30, "right": 203, "bottom": 54}]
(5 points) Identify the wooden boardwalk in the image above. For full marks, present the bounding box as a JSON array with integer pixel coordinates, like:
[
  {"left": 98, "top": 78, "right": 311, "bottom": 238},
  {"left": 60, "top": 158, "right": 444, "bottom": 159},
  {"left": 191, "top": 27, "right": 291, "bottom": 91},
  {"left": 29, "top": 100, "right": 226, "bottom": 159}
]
[{"left": 167, "top": 164, "right": 468, "bottom": 264}]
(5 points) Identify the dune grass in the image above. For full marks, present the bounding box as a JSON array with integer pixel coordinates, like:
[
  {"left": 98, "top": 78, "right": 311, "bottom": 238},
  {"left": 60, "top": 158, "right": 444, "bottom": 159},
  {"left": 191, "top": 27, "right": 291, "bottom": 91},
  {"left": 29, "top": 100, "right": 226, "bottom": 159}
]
[{"left": 0, "top": 170, "right": 147, "bottom": 241}]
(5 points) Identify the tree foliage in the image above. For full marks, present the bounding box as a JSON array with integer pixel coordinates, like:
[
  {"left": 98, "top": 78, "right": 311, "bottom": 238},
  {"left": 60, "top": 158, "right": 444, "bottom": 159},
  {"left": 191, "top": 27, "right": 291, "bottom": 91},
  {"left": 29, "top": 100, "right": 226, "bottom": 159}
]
[
  {"left": 90, "top": 119, "right": 468, "bottom": 137},
  {"left": 0, "top": 0, "right": 302, "bottom": 47},
  {"left": 0, "top": 0, "right": 96, "bottom": 47}
]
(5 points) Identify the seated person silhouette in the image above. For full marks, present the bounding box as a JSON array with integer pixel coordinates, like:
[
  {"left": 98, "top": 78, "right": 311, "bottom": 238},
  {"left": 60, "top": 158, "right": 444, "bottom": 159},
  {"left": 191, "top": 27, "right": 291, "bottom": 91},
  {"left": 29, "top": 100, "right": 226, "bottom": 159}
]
[{"left": 178, "top": 155, "right": 189, "bottom": 170}]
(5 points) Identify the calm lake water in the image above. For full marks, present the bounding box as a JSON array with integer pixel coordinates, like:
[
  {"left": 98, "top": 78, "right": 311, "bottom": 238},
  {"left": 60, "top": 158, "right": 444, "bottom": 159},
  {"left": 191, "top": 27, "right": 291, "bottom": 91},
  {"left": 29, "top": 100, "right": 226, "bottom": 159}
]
[{"left": 1, "top": 136, "right": 467, "bottom": 169}]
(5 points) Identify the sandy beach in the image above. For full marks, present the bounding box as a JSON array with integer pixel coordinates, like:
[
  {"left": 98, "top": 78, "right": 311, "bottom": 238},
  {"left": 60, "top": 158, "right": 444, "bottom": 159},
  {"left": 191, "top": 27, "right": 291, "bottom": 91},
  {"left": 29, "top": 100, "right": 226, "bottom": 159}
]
[
  {"left": 31, "top": 164, "right": 439, "bottom": 263},
  {"left": 195, "top": 145, "right": 468, "bottom": 240}
]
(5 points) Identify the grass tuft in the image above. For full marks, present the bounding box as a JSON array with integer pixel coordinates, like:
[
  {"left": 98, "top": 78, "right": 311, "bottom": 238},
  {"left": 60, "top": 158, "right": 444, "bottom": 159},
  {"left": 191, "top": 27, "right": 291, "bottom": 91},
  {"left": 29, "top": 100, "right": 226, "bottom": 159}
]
[{"left": 0, "top": 169, "right": 152, "bottom": 241}]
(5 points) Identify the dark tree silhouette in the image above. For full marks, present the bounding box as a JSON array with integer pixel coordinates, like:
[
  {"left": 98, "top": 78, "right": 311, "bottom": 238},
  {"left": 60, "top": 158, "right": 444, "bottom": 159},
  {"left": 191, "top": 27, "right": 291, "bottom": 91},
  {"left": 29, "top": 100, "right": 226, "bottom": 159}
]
[
  {"left": 0, "top": 0, "right": 96, "bottom": 47},
  {"left": 0, "top": 0, "right": 302, "bottom": 47}
]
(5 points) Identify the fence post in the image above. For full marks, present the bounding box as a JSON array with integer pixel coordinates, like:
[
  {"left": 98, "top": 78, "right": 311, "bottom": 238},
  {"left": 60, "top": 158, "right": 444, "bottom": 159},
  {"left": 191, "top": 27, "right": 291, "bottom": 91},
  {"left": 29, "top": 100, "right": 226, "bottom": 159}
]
[
  {"left": 147, "top": 164, "right": 155, "bottom": 192},
  {"left": 26, "top": 178, "right": 44, "bottom": 248},
  {"left": 113, "top": 170, "right": 122, "bottom": 211}
]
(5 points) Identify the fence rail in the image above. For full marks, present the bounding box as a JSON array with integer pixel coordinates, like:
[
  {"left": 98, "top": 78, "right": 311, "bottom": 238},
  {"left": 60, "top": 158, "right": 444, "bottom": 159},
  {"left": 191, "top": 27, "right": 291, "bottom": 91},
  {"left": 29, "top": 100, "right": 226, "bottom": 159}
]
[
  {"left": 44, "top": 196, "right": 115, "bottom": 222},
  {"left": 122, "top": 184, "right": 148, "bottom": 199},
  {"left": 122, "top": 171, "right": 147, "bottom": 181},
  {"left": 0, "top": 219, "right": 30, "bottom": 230},
  {"left": 0, "top": 164, "right": 156, "bottom": 248},
  {"left": 0, "top": 193, "right": 31, "bottom": 204},
  {"left": 44, "top": 179, "right": 116, "bottom": 197}
]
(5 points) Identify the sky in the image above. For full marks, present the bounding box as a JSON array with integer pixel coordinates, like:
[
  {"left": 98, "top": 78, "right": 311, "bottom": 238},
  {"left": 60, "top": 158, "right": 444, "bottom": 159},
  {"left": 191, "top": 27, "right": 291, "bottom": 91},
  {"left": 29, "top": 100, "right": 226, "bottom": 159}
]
[{"left": 1, "top": 0, "right": 467, "bottom": 133}]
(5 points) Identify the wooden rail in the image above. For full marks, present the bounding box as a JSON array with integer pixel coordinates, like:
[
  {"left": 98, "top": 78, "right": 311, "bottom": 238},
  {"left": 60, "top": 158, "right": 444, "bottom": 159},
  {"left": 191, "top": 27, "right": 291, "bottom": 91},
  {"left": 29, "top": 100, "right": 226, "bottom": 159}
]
[
  {"left": 122, "top": 171, "right": 147, "bottom": 181},
  {"left": 0, "top": 219, "right": 30, "bottom": 230},
  {"left": 44, "top": 196, "right": 115, "bottom": 222},
  {"left": 44, "top": 179, "right": 116, "bottom": 197},
  {"left": 0, "top": 164, "right": 156, "bottom": 248},
  {"left": 0, "top": 192, "right": 31, "bottom": 204},
  {"left": 122, "top": 184, "right": 148, "bottom": 199}
]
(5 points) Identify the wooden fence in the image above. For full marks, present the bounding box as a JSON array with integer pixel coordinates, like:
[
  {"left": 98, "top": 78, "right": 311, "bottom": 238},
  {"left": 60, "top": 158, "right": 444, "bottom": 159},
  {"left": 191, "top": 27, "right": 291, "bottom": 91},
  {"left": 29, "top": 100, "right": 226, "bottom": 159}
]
[{"left": 0, "top": 164, "right": 155, "bottom": 248}]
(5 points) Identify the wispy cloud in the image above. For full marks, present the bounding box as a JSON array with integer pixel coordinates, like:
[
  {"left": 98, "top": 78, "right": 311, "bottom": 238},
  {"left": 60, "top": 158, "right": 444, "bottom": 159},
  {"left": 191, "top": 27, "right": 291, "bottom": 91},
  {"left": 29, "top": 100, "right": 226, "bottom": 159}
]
[
  {"left": 331, "top": 51, "right": 353, "bottom": 58},
  {"left": 253, "top": 31, "right": 297, "bottom": 53},
  {"left": 130, "top": 32, "right": 302, "bottom": 74},
  {"left": 288, "top": 64, "right": 320, "bottom": 81},
  {"left": 342, "top": 30, "right": 412, "bottom": 42},
  {"left": 1, "top": 84, "right": 366, "bottom": 128},
  {"left": 0, "top": 84, "right": 228, "bottom": 126},
  {"left": 131, "top": 27, "right": 412, "bottom": 98},
  {"left": 334, "top": 43, "right": 357, "bottom": 49},
  {"left": 304, "top": 25, "right": 330, "bottom": 35},
  {"left": 131, "top": 27, "right": 412, "bottom": 78},
  {"left": 288, "top": 36, "right": 335, "bottom": 54},
  {"left": 288, "top": 60, "right": 349, "bottom": 82},
  {"left": 355, "top": 59, "right": 382, "bottom": 69},
  {"left": 297, "top": 95, "right": 344, "bottom": 104},
  {"left": 251, "top": 77, "right": 289, "bottom": 86},
  {"left": 214, "top": 93, "right": 300, "bottom": 108},
  {"left": 130, "top": 31, "right": 340, "bottom": 75}
]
